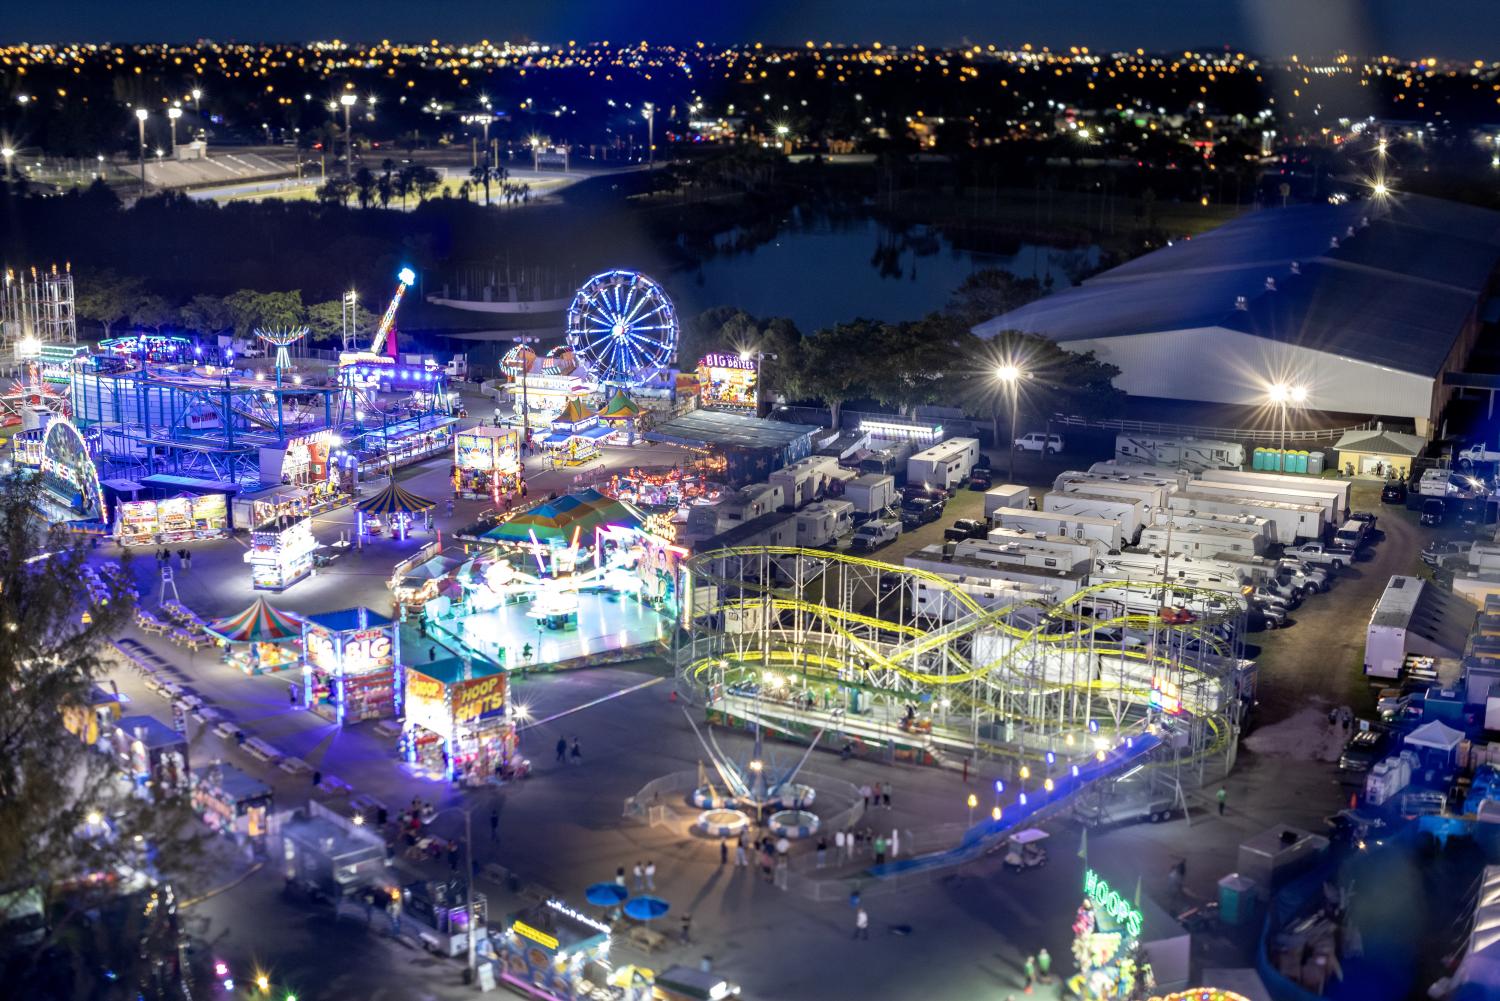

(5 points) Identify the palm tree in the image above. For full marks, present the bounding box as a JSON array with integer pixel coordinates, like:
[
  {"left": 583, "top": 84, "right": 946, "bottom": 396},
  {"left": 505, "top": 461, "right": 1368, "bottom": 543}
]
[
  {"left": 469, "top": 164, "right": 491, "bottom": 204},
  {"left": 353, "top": 166, "right": 376, "bottom": 209}
]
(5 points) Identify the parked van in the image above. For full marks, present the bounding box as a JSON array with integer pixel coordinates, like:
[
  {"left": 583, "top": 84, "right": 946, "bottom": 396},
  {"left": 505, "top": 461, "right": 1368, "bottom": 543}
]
[{"left": 1333, "top": 519, "right": 1369, "bottom": 550}]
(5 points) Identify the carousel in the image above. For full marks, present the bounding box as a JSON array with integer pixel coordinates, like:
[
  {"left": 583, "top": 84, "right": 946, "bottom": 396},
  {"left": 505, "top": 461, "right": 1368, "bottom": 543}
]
[
  {"left": 356, "top": 479, "right": 437, "bottom": 543},
  {"left": 205, "top": 596, "right": 304, "bottom": 674}
]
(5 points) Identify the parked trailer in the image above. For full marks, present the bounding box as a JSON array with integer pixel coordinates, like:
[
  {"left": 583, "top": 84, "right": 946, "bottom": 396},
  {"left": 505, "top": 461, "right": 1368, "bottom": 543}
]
[
  {"left": 795, "top": 500, "right": 854, "bottom": 548},
  {"left": 1091, "top": 550, "right": 1254, "bottom": 588},
  {"left": 843, "top": 473, "right": 897, "bottom": 516},
  {"left": 1186, "top": 476, "right": 1341, "bottom": 524},
  {"left": 992, "top": 508, "right": 1124, "bottom": 552},
  {"left": 1115, "top": 434, "right": 1246, "bottom": 472},
  {"left": 986, "top": 526, "right": 1104, "bottom": 563},
  {"left": 1055, "top": 473, "right": 1173, "bottom": 512},
  {"left": 1168, "top": 490, "right": 1326, "bottom": 544},
  {"left": 1198, "top": 469, "right": 1351, "bottom": 519},
  {"left": 1137, "top": 522, "right": 1265, "bottom": 559},
  {"left": 907, "top": 437, "right": 981, "bottom": 491},
  {"left": 907, "top": 574, "right": 1059, "bottom": 621},
  {"left": 1088, "top": 461, "right": 1191, "bottom": 491},
  {"left": 983, "top": 483, "right": 1032, "bottom": 518},
  {"left": 1042, "top": 491, "right": 1147, "bottom": 545},
  {"left": 1158, "top": 510, "right": 1274, "bottom": 550},
  {"left": 769, "top": 455, "right": 845, "bottom": 511}
]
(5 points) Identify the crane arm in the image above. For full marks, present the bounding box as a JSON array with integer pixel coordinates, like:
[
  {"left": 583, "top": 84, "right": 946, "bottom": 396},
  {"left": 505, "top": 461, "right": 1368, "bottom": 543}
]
[{"left": 368, "top": 267, "right": 416, "bottom": 357}]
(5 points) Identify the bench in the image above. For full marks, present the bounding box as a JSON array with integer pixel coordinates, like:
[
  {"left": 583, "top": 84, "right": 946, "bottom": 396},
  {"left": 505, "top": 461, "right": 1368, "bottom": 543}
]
[
  {"left": 244, "top": 739, "right": 282, "bottom": 763},
  {"left": 212, "top": 721, "right": 240, "bottom": 741},
  {"left": 278, "top": 756, "right": 312, "bottom": 774},
  {"left": 319, "top": 774, "right": 352, "bottom": 794},
  {"left": 626, "top": 925, "right": 667, "bottom": 953}
]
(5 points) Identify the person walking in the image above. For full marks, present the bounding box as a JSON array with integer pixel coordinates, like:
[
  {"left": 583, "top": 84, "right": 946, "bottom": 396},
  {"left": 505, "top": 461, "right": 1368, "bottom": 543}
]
[
  {"left": 816, "top": 836, "right": 827, "bottom": 869},
  {"left": 570, "top": 737, "right": 581, "bottom": 763},
  {"left": 1037, "top": 947, "right": 1052, "bottom": 984},
  {"left": 853, "top": 907, "right": 869, "bottom": 940},
  {"left": 720, "top": 840, "right": 729, "bottom": 866},
  {"left": 447, "top": 841, "right": 460, "bottom": 874},
  {"left": 873, "top": 834, "right": 887, "bottom": 866},
  {"left": 890, "top": 828, "right": 900, "bottom": 859},
  {"left": 882, "top": 782, "right": 891, "bottom": 808},
  {"left": 388, "top": 892, "right": 403, "bottom": 936},
  {"left": 734, "top": 839, "right": 748, "bottom": 868},
  {"left": 1023, "top": 954, "right": 1037, "bottom": 994},
  {"left": 679, "top": 914, "right": 692, "bottom": 945},
  {"left": 1168, "top": 858, "right": 1186, "bottom": 897},
  {"left": 633, "top": 861, "right": 644, "bottom": 890},
  {"left": 835, "top": 829, "right": 846, "bottom": 862},
  {"left": 556, "top": 737, "right": 567, "bottom": 763},
  {"left": 489, "top": 808, "right": 500, "bottom": 843},
  {"left": 860, "top": 783, "right": 872, "bottom": 809},
  {"left": 288, "top": 683, "right": 298, "bottom": 706},
  {"left": 1216, "top": 786, "right": 1227, "bottom": 816},
  {"left": 645, "top": 860, "right": 656, "bottom": 890},
  {"left": 614, "top": 866, "right": 626, "bottom": 888}
]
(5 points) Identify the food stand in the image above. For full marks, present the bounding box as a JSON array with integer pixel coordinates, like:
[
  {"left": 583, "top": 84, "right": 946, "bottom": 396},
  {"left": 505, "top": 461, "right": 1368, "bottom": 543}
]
[
  {"left": 495, "top": 898, "right": 613, "bottom": 1000},
  {"left": 206, "top": 597, "right": 304, "bottom": 675},
  {"left": 390, "top": 552, "right": 462, "bottom": 613},
  {"left": 301, "top": 607, "right": 402, "bottom": 725},
  {"left": 62, "top": 683, "right": 124, "bottom": 747},
  {"left": 454, "top": 425, "right": 523, "bottom": 501},
  {"left": 245, "top": 515, "right": 317, "bottom": 591},
  {"left": 281, "top": 810, "right": 385, "bottom": 901},
  {"left": 542, "top": 398, "right": 612, "bottom": 467},
  {"left": 401, "top": 878, "right": 489, "bottom": 958},
  {"left": 110, "top": 714, "right": 189, "bottom": 796},
  {"left": 401, "top": 656, "right": 516, "bottom": 784},
  {"left": 192, "top": 762, "right": 272, "bottom": 848},
  {"left": 117, "top": 493, "right": 229, "bottom": 547}
]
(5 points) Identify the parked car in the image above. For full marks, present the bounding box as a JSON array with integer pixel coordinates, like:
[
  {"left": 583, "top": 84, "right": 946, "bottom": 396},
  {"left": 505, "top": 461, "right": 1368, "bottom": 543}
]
[
  {"left": 1284, "top": 541, "right": 1354, "bottom": 570},
  {"left": 1338, "top": 728, "right": 1391, "bottom": 781},
  {"left": 851, "top": 520, "right": 902, "bottom": 552},
  {"left": 1422, "top": 540, "right": 1470, "bottom": 569},
  {"left": 901, "top": 499, "right": 944, "bottom": 529},
  {"left": 944, "top": 519, "right": 989, "bottom": 542},
  {"left": 968, "top": 467, "right": 994, "bottom": 491},
  {"left": 900, "top": 484, "right": 949, "bottom": 506},
  {"left": 1381, "top": 481, "right": 1407, "bottom": 504},
  {"left": 1420, "top": 498, "right": 1447, "bottom": 527},
  {"left": 1013, "top": 432, "right": 1064, "bottom": 455},
  {"left": 1349, "top": 511, "right": 1379, "bottom": 533}
]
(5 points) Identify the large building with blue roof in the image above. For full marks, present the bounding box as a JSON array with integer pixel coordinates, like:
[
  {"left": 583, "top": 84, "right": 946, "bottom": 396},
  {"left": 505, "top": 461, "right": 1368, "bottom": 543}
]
[{"left": 974, "top": 194, "right": 1500, "bottom": 436}]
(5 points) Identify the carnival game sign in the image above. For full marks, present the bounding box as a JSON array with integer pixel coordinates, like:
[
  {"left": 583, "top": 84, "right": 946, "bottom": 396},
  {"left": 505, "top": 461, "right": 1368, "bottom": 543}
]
[
  {"left": 404, "top": 669, "right": 450, "bottom": 737},
  {"left": 452, "top": 674, "right": 507, "bottom": 723},
  {"left": 305, "top": 626, "right": 394, "bottom": 675},
  {"left": 696, "top": 352, "right": 758, "bottom": 410},
  {"left": 1084, "top": 868, "right": 1143, "bottom": 939}
]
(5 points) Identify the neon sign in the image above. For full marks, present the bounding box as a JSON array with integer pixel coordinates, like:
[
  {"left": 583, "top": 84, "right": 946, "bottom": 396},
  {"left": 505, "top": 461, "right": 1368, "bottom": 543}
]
[
  {"left": 511, "top": 920, "right": 559, "bottom": 950},
  {"left": 1084, "top": 868, "right": 1143, "bottom": 939},
  {"left": 545, "top": 898, "right": 612, "bottom": 936}
]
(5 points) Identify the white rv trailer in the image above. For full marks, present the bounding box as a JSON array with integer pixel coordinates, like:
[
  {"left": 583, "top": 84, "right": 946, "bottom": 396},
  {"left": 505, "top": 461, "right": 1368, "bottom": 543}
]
[
  {"left": 1042, "top": 491, "right": 1147, "bottom": 545},
  {"left": 1169, "top": 489, "right": 1326, "bottom": 543},
  {"left": 992, "top": 508, "right": 1124, "bottom": 552},
  {"left": 1114, "top": 434, "right": 1246, "bottom": 472},
  {"left": 1088, "top": 461, "right": 1191, "bottom": 491},
  {"left": 985, "top": 526, "right": 1104, "bottom": 564},
  {"left": 1197, "top": 469, "right": 1351, "bottom": 518},
  {"left": 1158, "top": 510, "right": 1274, "bottom": 549},
  {"left": 1185, "top": 477, "right": 1341, "bottom": 524},
  {"left": 1055, "top": 473, "right": 1173, "bottom": 511},
  {"left": 1137, "top": 522, "right": 1265, "bottom": 559},
  {"left": 907, "top": 437, "right": 980, "bottom": 491}
]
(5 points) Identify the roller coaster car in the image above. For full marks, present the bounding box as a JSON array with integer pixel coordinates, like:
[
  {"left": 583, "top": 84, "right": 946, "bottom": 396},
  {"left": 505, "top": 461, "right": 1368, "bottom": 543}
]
[{"left": 1158, "top": 606, "right": 1197, "bottom": 625}]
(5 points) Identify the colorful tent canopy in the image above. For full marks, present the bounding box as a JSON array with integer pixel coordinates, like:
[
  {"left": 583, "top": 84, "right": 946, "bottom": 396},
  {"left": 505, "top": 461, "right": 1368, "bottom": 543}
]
[
  {"left": 480, "top": 487, "right": 647, "bottom": 544},
  {"left": 206, "top": 597, "right": 303, "bottom": 643},
  {"left": 356, "top": 481, "right": 437, "bottom": 516},
  {"left": 598, "top": 389, "right": 643, "bottom": 421},
  {"left": 557, "top": 397, "right": 596, "bottom": 426}
]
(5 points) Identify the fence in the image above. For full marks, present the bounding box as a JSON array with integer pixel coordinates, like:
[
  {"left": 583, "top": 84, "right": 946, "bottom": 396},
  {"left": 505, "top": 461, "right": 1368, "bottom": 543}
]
[{"left": 1049, "top": 413, "right": 1381, "bottom": 444}]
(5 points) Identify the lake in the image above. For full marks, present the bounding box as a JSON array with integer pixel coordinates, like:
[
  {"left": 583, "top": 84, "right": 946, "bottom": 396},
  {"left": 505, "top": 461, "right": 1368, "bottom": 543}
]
[{"left": 673, "top": 214, "right": 1099, "bottom": 332}]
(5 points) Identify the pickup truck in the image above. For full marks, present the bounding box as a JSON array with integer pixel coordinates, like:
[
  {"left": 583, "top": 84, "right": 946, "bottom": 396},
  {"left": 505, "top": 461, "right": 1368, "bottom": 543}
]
[
  {"left": 901, "top": 498, "right": 944, "bottom": 529},
  {"left": 851, "top": 520, "right": 902, "bottom": 552},
  {"left": 1458, "top": 443, "right": 1500, "bottom": 467},
  {"left": 1283, "top": 541, "right": 1354, "bottom": 570},
  {"left": 1277, "top": 559, "right": 1329, "bottom": 593}
]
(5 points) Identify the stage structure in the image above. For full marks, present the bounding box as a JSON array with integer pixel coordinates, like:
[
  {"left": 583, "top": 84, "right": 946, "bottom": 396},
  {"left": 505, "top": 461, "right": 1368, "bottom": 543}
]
[
  {"left": 1, "top": 265, "right": 76, "bottom": 363},
  {"left": 676, "top": 547, "right": 1255, "bottom": 802}
]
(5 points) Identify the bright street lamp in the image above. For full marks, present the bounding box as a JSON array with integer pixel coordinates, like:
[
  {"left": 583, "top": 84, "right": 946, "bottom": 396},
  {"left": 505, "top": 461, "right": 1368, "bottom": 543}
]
[
  {"left": 191, "top": 88, "right": 202, "bottom": 113},
  {"left": 641, "top": 102, "right": 655, "bottom": 167},
  {"left": 134, "top": 109, "right": 149, "bottom": 195},
  {"left": 340, "top": 93, "right": 359, "bottom": 179},
  {"left": 0, "top": 147, "right": 13, "bottom": 180},
  {"left": 995, "top": 364, "right": 1024, "bottom": 482},
  {"left": 1268, "top": 383, "right": 1308, "bottom": 463},
  {"left": 167, "top": 106, "right": 183, "bottom": 155}
]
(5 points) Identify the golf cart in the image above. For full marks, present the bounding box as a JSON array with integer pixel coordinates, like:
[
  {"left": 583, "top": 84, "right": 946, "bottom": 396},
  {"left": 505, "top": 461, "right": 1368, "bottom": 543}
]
[{"left": 1001, "top": 828, "right": 1050, "bottom": 871}]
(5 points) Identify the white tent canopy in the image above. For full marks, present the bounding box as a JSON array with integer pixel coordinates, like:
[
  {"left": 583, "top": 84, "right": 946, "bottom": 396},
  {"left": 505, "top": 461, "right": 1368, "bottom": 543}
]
[
  {"left": 1406, "top": 720, "right": 1464, "bottom": 752},
  {"left": 1451, "top": 867, "right": 1500, "bottom": 998}
]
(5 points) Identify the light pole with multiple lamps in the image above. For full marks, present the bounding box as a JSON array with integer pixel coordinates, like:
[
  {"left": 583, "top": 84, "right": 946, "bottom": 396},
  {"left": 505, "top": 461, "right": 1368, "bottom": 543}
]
[
  {"left": 514, "top": 335, "right": 539, "bottom": 436},
  {"left": 0, "top": 147, "right": 13, "bottom": 181},
  {"left": 134, "top": 109, "right": 149, "bottom": 195},
  {"left": 995, "top": 363, "right": 1024, "bottom": 481},
  {"left": 340, "top": 93, "right": 359, "bottom": 179},
  {"left": 1268, "top": 383, "right": 1308, "bottom": 468}
]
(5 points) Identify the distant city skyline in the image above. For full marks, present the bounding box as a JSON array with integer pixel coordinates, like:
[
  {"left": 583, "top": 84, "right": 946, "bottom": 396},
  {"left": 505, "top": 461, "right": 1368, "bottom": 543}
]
[{"left": 3, "top": 0, "right": 1500, "bottom": 62}]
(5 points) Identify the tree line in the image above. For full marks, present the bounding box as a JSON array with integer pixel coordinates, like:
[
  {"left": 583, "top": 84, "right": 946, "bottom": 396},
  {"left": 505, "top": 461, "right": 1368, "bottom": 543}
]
[
  {"left": 312, "top": 159, "right": 533, "bottom": 209},
  {"left": 74, "top": 271, "right": 377, "bottom": 345},
  {"left": 681, "top": 268, "right": 1126, "bottom": 436}
]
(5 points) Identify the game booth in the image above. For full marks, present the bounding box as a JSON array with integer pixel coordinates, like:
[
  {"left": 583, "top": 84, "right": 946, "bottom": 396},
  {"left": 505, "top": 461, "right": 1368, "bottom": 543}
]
[
  {"left": 401, "top": 656, "right": 520, "bottom": 784},
  {"left": 116, "top": 492, "right": 230, "bottom": 548},
  {"left": 695, "top": 352, "right": 759, "bottom": 412},
  {"left": 245, "top": 513, "right": 318, "bottom": 591},
  {"left": 300, "top": 607, "right": 402, "bottom": 725},
  {"left": 494, "top": 898, "right": 614, "bottom": 1001},
  {"left": 111, "top": 715, "right": 189, "bottom": 797},
  {"left": 542, "top": 397, "right": 613, "bottom": 467},
  {"left": 454, "top": 425, "right": 523, "bottom": 502},
  {"left": 206, "top": 597, "right": 304, "bottom": 675},
  {"left": 192, "top": 762, "right": 273, "bottom": 849}
]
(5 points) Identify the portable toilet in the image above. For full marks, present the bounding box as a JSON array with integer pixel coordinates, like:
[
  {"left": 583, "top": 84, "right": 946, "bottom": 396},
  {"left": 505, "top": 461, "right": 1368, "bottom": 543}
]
[
  {"left": 1270, "top": 449, "right": 1283, "bottom": 472},
  {"left": 1308, "top": 451, "right": 1325, "bottom": 475},
  {"left": 1218, "top": 873, "right": 1257, "bottom": 926},
  {"left": 1252, "top": 448, "right": 1266, "bottom": 471},
  {"left": 1294, "top": 451, "right": 1309, "bottom": 475}
]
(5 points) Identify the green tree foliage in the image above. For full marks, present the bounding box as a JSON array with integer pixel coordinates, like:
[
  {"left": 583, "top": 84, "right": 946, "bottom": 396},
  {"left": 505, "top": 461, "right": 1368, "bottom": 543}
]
[
  {"left": 800, "top": 319, "right": 884, "bottom": 428},
  {"left": 223, "top": 289, "right": 306, "bottom": 338},
  {"left": 679, "top": 308, "right": 805, "bottom": 403},
  {"left": 127, "top": 294, "right": 174, "bottom": 334},
  {"left": 0, "top": 479, "right": 202, "bottom": 987},
  {"left": 944, "top": 268, "right": 1048, "bottom": 329},
  {"left": 73, "top": 270, "right": 145, "bottom": 338},
  {"left": 177, "top": 294, "right": 235, "bottom": 337},
  {"left": 352, "top": 166, "right": 376, "bottom": 209},
  {"left": 863, "top": 312, "right": 970, "bottom": 416},
  {"left": 306, "top": 298, "right": 378, "bottom": 346},
  {"left": 954, "top": 329, "right": 1126, "bottom": 440}
]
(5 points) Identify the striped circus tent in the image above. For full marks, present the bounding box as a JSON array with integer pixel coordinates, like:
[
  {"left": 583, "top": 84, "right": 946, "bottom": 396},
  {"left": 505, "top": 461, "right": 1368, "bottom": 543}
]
[
  {"left": 356, "top": 480, "right": 437, "bottom": 517},
  {"left": 206, "top": 596, "right": 303, "bottom": 643},
  {"left": 598, "top": 388, "right": 643, "bottom": 421}
]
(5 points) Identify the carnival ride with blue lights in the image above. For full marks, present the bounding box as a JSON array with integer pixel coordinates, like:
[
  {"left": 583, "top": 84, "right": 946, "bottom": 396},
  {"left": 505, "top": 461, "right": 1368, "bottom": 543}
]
[
  {"left": 57, "top": 267, "right": 454, "bottom": 487},
  {"left": 563, "top": 269, "right": 678, "bottom": 390}
]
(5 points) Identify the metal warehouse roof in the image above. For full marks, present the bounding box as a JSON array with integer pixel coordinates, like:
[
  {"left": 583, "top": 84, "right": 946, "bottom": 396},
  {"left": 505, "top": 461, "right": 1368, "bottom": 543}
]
[
  {"left": 646, "top": 409, "right": 822, "bottom": 450},
  {"left": 975, "top": 193, "right": 1500, "bottom": 378}
]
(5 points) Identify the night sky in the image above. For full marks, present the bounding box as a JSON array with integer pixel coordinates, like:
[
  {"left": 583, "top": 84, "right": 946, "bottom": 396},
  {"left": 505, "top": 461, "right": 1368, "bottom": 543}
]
[{"left": 3, "top": 0, "right": 1498, "bottom": 60}]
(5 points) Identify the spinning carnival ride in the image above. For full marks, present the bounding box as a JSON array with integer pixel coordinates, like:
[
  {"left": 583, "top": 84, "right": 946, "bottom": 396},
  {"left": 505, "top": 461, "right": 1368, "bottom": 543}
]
[{"left": 564, "top": 270, "right": 678, "bottom": 390}]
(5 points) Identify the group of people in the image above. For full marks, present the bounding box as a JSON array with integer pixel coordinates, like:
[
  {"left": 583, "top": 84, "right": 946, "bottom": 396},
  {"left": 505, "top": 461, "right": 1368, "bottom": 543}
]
[
  {"left": 155, "top": 548, "right": 193, "bottom": 571},
  {"left": 554, "top": 736, "right": 582, "bottom": 763},
  {"left": 859, "top": 782, "right": 892, "bottom": 809},
  {"left": 826, "top": 826, "right": 898, "bottom": 866}
]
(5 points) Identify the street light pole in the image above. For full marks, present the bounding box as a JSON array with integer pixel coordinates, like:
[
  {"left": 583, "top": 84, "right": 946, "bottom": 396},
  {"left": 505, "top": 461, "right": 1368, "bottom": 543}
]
[
  {"left": 340, "top": 93, "right": 359, "bottom": 180},
  {"left": 996, "top": 364, "right": 1023, "bottom": 482},
  {"left": 642, "top": 103, "right": 655, "bottom": 167},
  {"left": 134, "top": 109, "right": 148, "bottom": 196},
  {"left": 515, "top": 335, "right": 538, "bottom": 436},
  {"left": 167, "top": 106, "right": 182, "bottom": 156}
]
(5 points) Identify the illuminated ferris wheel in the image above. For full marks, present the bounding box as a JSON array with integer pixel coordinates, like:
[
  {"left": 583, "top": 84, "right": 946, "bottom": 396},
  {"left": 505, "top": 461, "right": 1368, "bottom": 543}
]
[{"left": 565, "top": 270, "right": 678, "bottom": 389}]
